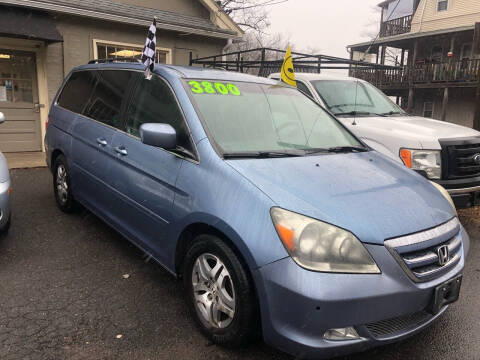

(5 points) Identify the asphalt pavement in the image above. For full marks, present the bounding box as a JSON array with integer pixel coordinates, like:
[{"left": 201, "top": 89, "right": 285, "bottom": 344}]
[{"left": 0, "top": 168, "right": 479, "bottom": 360}]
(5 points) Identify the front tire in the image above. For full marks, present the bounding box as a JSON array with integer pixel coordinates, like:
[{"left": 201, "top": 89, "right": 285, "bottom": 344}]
[
  {"left": 183, "top": 235, "right": 258, "bottom": 347},
  {"left": 53, "top": 155, "right": 78, "bottom": 213}
]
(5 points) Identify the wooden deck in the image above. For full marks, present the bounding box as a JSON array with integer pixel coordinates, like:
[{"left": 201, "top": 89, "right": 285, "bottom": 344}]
[{"left": 352, "top": 59, "right": 480, "bottom": 90}]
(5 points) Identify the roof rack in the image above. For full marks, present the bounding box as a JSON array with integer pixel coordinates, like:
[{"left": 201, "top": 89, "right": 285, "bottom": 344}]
[
  {"left": 189, "top": 48, "right": 399, "bottom": 78},
  {"left": 88, "top": 58, "right": 143, "bottom": 64}
]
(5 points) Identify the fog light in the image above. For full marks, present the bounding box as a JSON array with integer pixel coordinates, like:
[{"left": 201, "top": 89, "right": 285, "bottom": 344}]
[{"left": 324, "top": 327, "right": 360, "bottom": 341}]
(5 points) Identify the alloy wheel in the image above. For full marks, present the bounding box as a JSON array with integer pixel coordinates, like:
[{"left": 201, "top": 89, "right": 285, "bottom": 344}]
[
  {"left": 192, "top": 253, "right": 236, "bottom": 329},
  {"left": 56, "top": 164, "right": 68, "bottom": 204}
]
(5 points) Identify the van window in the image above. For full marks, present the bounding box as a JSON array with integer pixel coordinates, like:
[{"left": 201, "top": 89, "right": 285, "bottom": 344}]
[
  {"left": 126, "top": 76, "right": 194, "bottom": 156},
  {"left": 57, "top": 71, "right": 97, "bottom": 114},
  {"left": 83, "top": 70, "right": 134, "bottom": 129}
]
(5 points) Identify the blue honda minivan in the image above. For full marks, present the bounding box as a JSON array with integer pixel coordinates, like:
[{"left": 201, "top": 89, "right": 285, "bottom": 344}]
[{"left": 45, "top": 61, "right": 469, "bottom": 359}]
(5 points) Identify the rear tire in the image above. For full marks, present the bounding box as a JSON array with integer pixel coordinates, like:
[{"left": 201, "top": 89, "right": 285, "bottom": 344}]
[
  {"left": 183, "top": 234, "right": 258, "bottom": 347},
  {"left": 53, "top": 155, "right": 78, "bottom": 213},
  {"left": 0, "top": 214, "right": 11, "bottom": 236}
]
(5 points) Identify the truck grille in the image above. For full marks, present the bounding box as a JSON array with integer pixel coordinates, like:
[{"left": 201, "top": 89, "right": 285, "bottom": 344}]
[
  {"left": 384, "top": 218, "right": 462, "bottom": 282},
  {"left": 365, "top": 311, "right": 433, "bottom": 339},
  {"left": 442, "top": 141, "right": 480, "bottom": 179}
]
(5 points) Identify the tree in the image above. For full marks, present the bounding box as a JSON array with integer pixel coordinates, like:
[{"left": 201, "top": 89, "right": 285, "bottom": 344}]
[{"left": 217, "top": 0, "right": 288, "bottom": 34}]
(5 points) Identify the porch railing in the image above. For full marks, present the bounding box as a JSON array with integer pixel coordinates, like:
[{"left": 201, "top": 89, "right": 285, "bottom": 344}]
[
  {"left": 380, "top": 15, "right": 412, "bottom": 37},
  {"left": 351, "top": 59, "right": 480, "bottom": 88}
]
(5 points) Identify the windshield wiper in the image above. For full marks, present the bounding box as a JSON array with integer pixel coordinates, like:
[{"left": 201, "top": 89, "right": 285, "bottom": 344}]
[
  {"left": 223, "top": 150, "right": 305, "bottom": 159},
  {"left": 380, "top": 111, "right": 405, "bottom": 116},
  {"left": 334, "top": 111, "right": 387, "bottom": 117},
  {"left": 327, "top": 146, "right": 368, "bottom": 153}
]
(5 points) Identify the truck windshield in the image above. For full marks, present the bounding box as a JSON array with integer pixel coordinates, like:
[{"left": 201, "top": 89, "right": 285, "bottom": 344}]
[
  {"left": 312, "top": 80, "right": 406, "bottom": 117},
  {"left": 186, "top": 80, "right": 363, "bottom": 155}
]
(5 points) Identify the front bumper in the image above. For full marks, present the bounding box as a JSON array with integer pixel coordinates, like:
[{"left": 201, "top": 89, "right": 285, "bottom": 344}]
[
  {"left": 254, "top": 227, "right": 469, "bottom": 359},
  {"left": 0, "top": 179, "right": 11, "bottom": 230},
  {"left": 435, "top": 177, "right": 480, "bottom": 208}
]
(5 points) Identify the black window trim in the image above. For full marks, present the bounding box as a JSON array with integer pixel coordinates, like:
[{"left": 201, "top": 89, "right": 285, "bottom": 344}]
[
  {"left": 296, "top": 80, "right": 314, "bottom": 99},
  {"left": 55, "top": 67, "right": 199, "bottom": 164}
]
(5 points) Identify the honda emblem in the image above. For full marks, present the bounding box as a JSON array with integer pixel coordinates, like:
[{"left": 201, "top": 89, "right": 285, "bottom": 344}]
[{"left": 437, "top": 245, "right": 450, "bottom": 266}]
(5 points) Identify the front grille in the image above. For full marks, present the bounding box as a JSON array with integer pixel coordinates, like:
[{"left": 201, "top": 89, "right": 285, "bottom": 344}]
[
  {"left": 385, "top": 218, "right": 462, "bottom": 282},
  {"left": 443, "top": 141, "right": 480, "bottom": 179},
  {"left": 365, "top": 311, "right": 433, "bottom": 339}
]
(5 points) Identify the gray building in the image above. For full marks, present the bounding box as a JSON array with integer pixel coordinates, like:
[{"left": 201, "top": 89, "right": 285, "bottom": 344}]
[{"left": 0, "top": 0, "right": 243, "bottom": 152}]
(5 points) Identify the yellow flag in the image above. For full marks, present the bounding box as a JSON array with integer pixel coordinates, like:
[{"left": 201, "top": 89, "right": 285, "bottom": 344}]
[{"left": 281, "top": 45, "right": 297, "bottom": 88}]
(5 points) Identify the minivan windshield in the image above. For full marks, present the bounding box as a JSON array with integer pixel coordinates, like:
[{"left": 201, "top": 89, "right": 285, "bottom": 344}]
[
  {"left": 186, "top": 80, "right": 363, "bottom": 156},
  {"left": 312, "top": 80, "right": 406, "bottom": 117}
]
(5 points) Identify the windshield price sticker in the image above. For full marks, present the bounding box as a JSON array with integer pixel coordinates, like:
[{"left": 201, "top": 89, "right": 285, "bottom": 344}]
[{"left": 189, "top": 81, "right": 241, "bottom": 96}]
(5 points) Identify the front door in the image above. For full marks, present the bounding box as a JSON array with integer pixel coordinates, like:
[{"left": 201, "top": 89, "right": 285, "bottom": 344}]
[
  {"left": 0, "top": 49, "right": 42, "bottom": 152},
  {"left": 108, "top": 75, "right": 195, "bottom": 263}
]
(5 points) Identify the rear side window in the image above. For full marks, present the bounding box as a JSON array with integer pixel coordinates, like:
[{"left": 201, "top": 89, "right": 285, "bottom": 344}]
[
  {"left": 83, "top": 70, "right": 135, "bottom": 129},
  {"left": 57, "top": 71, "right": 97, "bottom": 114}
]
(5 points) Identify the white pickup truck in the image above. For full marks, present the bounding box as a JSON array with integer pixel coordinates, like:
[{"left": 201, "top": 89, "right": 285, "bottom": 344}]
[{"left": 269, "top": 72, "right": 480, "bottom": 208}]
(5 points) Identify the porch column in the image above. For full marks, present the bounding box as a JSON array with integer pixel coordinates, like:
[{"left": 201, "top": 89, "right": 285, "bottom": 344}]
[
  {"left": 441, "top": 87, "right": 449, "bottom": 121},
  {"left": 474, "top": 77, "right": 480, "bottom": 130},
  {"left": 473, "top": 23, "right": 480, "bottom": 130},
  {"left": 407, "top": 41, "right": 419, "bottom": 114},
  {"left": 473, "top": 22, "right": 480, "bottom": 56},
  {"left": 381, "top": 46, "right": 386, "bottom": 65},
  {"left": 407, "top": 88, "right": 415, "bottom": 114}
]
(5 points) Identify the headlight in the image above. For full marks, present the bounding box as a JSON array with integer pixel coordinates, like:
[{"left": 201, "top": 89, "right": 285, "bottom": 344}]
[
  {"left": 430, "top": 181, "right": 457, "bottom": 215},
  {"left": 399, "top": 149, "right": 441, "bottom": 179},
  {"left": 270, "top": 207, "right": 380, "bottom": 273}
]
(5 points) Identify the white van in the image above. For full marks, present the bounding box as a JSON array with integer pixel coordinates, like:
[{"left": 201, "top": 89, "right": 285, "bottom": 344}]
[{"left": 269, "top": 72, "right": 480, "bottom": 208}]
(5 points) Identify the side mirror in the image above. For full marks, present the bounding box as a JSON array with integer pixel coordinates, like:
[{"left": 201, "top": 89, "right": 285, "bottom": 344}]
[
  {"left": 140, "top": 123, "right": 177, "bottom": 149},
  {"left": 0, "top": 112, "right": 5, "bottom": 125}
]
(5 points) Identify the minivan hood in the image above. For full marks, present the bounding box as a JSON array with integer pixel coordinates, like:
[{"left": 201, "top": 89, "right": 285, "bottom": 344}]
[
  {"left": 339, "top": 115, "right": 480, "bottom": 148},
  {"left": 227, "top": 151, "right": 455, "bottom": 245}
]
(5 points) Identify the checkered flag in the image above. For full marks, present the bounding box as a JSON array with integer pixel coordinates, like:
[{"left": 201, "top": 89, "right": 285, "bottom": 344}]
[{"left": 141, "top": 17, "right": 157, "bottom": 72}]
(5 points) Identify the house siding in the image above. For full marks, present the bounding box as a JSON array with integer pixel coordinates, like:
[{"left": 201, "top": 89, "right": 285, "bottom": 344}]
[
  {"left": 50, "top": 15, "right": 225, "bottom": 107},
  {"left": 411, "top": 0, "right": 480, "bottom": 33},
  {"left": 411, "top": 88, "right": 476, "bottom": 127},
  {"left": 114, "top": 0, "right": 210, "bottom": 18}
]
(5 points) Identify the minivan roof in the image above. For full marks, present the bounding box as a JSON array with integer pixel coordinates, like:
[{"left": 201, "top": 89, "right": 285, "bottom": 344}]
[{"left": 74, "top": 62, "right": 277, "bottom": 85}]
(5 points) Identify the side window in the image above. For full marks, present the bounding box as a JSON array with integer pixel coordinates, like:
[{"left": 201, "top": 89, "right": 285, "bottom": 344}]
[
  {"left": 57, "top": 71, "right": 97, "bottom": 114},
  {"left": 126, "top": 76, "right": 194, "bottom": 156},
  {"left": 437, "top": 0, "right": 448, "bottom": 11},
  {"left": 83, "top": 70, "right": 134, "bottom": 129},
  {"left": 296, "top": 81, "right": 313, "bottom": 98}
]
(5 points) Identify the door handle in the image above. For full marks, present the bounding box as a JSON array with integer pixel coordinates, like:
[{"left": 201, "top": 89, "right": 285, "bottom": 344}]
[
  {"left": 96, "top": 137, "right": 107, "bottom": 146},
  {"left": 114, "top": 146, "right": 128, "bottom": 156}
]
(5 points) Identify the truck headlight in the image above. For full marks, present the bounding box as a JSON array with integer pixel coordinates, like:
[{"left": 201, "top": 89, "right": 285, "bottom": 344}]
[
  {"left": 270, "top": 207, "right": 380, "bottom": 273},
  {"left": 399, "top": 149, "right": 441, "bottom": 179}
]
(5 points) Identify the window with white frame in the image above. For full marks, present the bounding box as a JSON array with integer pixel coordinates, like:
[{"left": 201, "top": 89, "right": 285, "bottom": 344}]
[
  {"left": 94, "top": 40, "right": 171, "bottom": 64},
  {"left": 437, "top": 0, "right": 448, "bottom": 12},
  {"left": 423, "top": 102, "right": 434, "bottom": 118}
]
